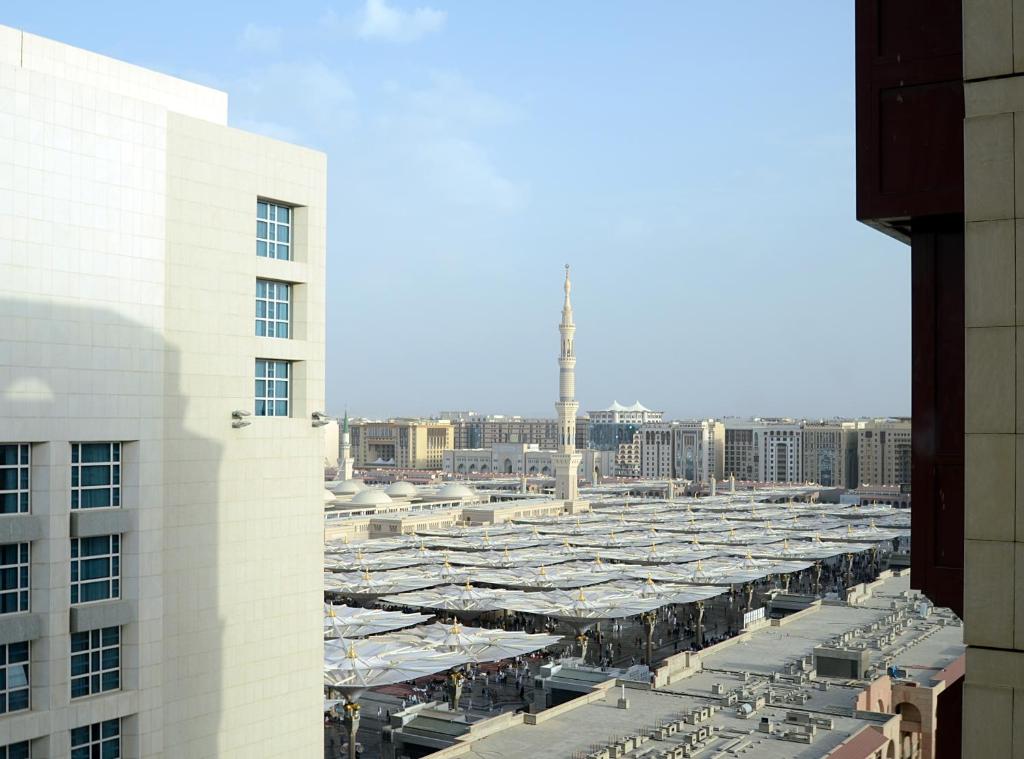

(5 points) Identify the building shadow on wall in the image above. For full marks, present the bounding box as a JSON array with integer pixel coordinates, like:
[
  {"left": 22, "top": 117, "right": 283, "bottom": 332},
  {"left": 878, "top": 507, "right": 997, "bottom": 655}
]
[{"left": 0, "top": 297, "right": 223, "bottom": 757}]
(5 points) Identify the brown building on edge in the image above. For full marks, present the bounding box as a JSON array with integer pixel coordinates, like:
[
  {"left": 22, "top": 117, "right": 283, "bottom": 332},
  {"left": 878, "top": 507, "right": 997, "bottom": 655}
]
[{"left": 855, "top": 1, "right": 1024, "bottom": 755}]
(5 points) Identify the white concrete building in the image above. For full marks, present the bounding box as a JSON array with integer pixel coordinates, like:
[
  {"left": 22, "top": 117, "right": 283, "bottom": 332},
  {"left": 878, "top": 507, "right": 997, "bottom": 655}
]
[
  {"left": 672, "top": 420, "right": 725, "bottom": 484},
  {"left": 758, "top": 423, "right": 804, "bottom": 483},
  {"left": 0, "top": 26, "right": 326, "bottom": 758},
  {"left": 587, "top": 401, "right": 663, "bottom": 425}
]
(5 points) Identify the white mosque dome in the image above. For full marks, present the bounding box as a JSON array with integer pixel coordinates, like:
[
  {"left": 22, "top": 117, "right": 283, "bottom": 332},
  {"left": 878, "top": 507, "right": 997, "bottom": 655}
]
[
  {"left": 385, "top": 481, "right": 417, "bottom": 498},
  {"left": 437, "top": 483, "right": 475, "bottom": 501},
  {"left": 329, "top": 479, "right": 366, "bottom": 496},
  {"left": 351, "top": 489, "right": 393, "bottom": 506}
]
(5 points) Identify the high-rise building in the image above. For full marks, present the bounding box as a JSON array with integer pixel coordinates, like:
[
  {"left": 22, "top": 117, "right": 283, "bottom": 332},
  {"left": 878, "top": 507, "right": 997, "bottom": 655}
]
[
  {"left": 0, "top": 26, "right": 326, "bottom": 757},
  {"left": 448, "top": 415, "right": 588, "bottom": 451},
  {"left": 588, "top": 401, "right": 663, "bottom": 451},
  {"left": 673, "top": 420, "right": 725, "bottom": 483},
  {"left": 802, "top": 421, "right": 859, "bottom": 488},
  {"left": 758, "top": 422, "right": 804, "bottom": 484},
  {"left": 639, "top": 423, "right": 675, "bottom": 479},
  {"left": 350, "top": 419, "right": 454, "bottom": 470},
  {"left": 637, "top": 420, "right": 723, "bottom": 483},
  {"left": 723, "top": 419, "right": 803, "bottom": 484},
  {"left": 553, "top": 266, "right": 583, "bottom": 504},
  {"left": 723, "top": 423, "right": 759, "bottom": 481},
  {"left": 856, "top": 419, "right": 912, "bottom": 488}
]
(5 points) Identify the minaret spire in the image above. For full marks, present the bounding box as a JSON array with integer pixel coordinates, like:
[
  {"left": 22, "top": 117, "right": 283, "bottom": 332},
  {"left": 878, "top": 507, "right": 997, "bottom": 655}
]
[
  {"left": 562, "top": 264, "right": 573, "bottom": 322},
  {"left": 340, "top": 406, "right": 354, "bottom": 482},
  {"left": 554, "top": 265, "right": 582, "bottom": 507}
]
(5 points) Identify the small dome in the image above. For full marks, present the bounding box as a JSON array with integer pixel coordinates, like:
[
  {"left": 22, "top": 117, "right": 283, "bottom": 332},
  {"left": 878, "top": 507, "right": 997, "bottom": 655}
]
[
  {"left": 437, "top": 483, "right": 475, "bottom": 501},
  {"left": 329, "top": 479, "right": 366, "bottom": 496},
  {"left": 385, "top": 481, "right": 417, "bottom": 498},
  {"left": 351, "top": 489, "right": 393, "bottom": 506}
]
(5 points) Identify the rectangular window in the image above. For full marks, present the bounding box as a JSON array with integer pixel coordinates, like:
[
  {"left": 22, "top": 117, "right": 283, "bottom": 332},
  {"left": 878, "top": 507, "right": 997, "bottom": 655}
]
[
  {"left": 256, "top": 200, "right": 291, "bottom": 260},
  {"left": 71, "top": 443, "right": 121, "bottom": 509},
  {"left": 71, "top": 719, "right": 119, "bottom": 759},
  {"left": 0, "top": 642, "right": 29, "bottom": 714},
  {"left": 0, "top": 444, "right": 30, "bottom": 514},
  {"left": 71, "top": 626, "right": 120, "bottom": 699},
  {"left": 254, "top": 359, "right": 290, "bottom": 417},
  {"left": 255, "top": 279, "right": 291, "bottom": 338},
  {"left": 0, "top": 544, "right": 29, "bottom": 615},
  {"left": 70, "top": 536, "right": 120, "bottom": 605},
  {"left": 0, "top": 741, "right": 29, "bottom": 759}
]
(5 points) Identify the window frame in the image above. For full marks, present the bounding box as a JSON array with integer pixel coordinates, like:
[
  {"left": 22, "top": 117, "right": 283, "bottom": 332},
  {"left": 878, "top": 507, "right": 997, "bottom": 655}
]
[
  {"left": 0, "top": 543, "right": 29, "bottom": 615},
  {"left": 70, "top": 443, "right": 121, "bottom": 510},
  {"left": 0, "top": 444, "right": 30, "bottom": 515},
  {"left": 71, "top": 626, "right": 120, "bottom": 699},
  {"left": 70, "top": 718, "right": 120, "bottom": 759},
  {"left": 70, "top": 535, "right": 121, "bottom": 605},
  {"left": 0, "top": 641, "right": 29, "bottom": 715},
  {"left": 255, "top": 279, "right": 291, "bottom": 339},
  {"left": 256, "top": 200, "right": 292, "bottom": 260},
  {"left": 254, "top": 359, "right": 291, "bottom": 417},
  {"left": 0, "top": 741, "right": 30, "bottom": 759}
]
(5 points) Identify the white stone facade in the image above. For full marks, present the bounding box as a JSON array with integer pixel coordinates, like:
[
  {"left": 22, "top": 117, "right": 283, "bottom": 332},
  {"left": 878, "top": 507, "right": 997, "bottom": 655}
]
[{"left": 0, "top": 25, "right": 325, "bottom": 758}]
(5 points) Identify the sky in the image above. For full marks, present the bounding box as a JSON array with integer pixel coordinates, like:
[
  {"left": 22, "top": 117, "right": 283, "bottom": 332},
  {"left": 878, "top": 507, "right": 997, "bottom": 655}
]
[{"left": 7, "top": 2, "right": 910, "bottom": 421}]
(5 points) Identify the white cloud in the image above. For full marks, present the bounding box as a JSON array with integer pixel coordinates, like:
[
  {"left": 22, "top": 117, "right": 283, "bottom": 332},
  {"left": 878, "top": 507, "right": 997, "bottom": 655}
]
[
  {"left": 406, "top": 72, "right": 522, "bottom": 131},
  {"left": 357, "top": 0, "right": 446, "bottom": 43},
  {"left": 414, "top": 137, "right": 527, "bottom": 212},
  {"left": 232, "top": 62, "right": 356, "bottom": 142},
  {"left": 237, "top": 22, "right": 282, "bottom": 53}
]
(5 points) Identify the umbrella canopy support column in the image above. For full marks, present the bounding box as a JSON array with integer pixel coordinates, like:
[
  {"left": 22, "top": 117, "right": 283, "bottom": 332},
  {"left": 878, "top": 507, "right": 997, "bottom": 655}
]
[
  {"left": 844, "top": 553, "right": 854, "bottom": 589},
  {"left": 744, "top": 583, "right": 754, "bottom": 613},
  {"left": 576, "top": 633, "right": 589, "bottom": 661},
  {"left": 813, "top": 562, "right": 822, "bottom": 595},
  {"left": 447, "top": 670, "right": 465, "bottom": 711},
  {"left": 342, "top": 698, "right": 361, "bottom": 759},
  {"left": 642, "top": 611, "right": 656, "bottom": 667},
  {"left": 695, "top": 601, "right": 705, "bottom": 648}
]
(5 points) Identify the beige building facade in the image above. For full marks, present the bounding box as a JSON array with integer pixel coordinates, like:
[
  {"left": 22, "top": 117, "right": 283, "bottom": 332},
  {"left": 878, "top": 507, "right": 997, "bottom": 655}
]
[
  {"left": 961, "top": 8, "right": 1024, "bottom": 751},
  {"left": 351, "top": 419, "right": 453, "bottom": 470},
  {"left": 803, "top": 422, "right": 859, "bottom": 489},
  {"left": 0, "top": 26, "right": 326, "bottom": 758},
  {"left": 856, "top": 420, "right": 912, "bottom": 488}
]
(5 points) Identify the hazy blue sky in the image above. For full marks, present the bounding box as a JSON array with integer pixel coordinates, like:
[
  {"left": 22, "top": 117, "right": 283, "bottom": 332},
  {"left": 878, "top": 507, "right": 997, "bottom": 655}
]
[{"left": 9, "top": 2, "right": 910, "bottom": 420}]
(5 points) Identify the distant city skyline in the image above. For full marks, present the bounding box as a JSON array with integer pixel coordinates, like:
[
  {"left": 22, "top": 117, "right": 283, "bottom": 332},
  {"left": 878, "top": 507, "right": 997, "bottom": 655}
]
[{"left": 5, "top": 2, "right": 911, "bottom": 420}]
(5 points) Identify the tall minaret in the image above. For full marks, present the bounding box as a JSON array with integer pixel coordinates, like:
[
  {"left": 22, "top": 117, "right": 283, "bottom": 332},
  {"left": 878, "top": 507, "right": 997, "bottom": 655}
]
[
  {"left": 340, "top": 410, "right": 354, "bottom": 482},
  {"left": 553, "top": 264, "right": 583, "bottom": 504}
]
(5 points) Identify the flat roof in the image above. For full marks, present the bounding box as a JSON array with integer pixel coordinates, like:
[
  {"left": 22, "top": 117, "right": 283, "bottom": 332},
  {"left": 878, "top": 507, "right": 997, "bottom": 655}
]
[{"left": 419, "top": 573, "right": 962, "bottom": 759}]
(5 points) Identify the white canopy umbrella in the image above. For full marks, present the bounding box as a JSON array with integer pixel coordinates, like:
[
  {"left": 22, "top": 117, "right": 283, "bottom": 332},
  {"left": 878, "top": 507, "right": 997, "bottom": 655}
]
[
  {"left": 323, "top": 604, "right": 433, "bottom": 639},
  {"left": 380, "top": 583, "right": 514, "bottom": 617},
  {"left": 385, "top": 621, "right": 562, "bottom": 664},
  {"left": 324, "top": 638, "right": 470, "bottom": 759},
  {"left": 325, "top": 569, "right": 446, "bottom": 599}
]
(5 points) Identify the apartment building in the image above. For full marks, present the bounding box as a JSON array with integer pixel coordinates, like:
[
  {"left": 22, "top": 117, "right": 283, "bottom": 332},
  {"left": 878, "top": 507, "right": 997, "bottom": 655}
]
[
  {"left": 857, "top": 419, "right": 912, "bottom": 488},
  {"left": 637, "top": 420, "right": 723, "bottom": 483},
  {"left": 723, "top": 420, "right": 804, "bottom": 484},
  {"left": 759, "top": 423, "right": 804, "bottom": 484},
  {"left": 723, "top": 424, "right": 759, "bottom": 481},
  {"left": 0, "top": 26, "right": 326, "bottom": 758},
  {"left": 639, "top": 423, "right": 675, "bottom": 479},
  {"left": 351, "top": 419, "right": 453, "bottom": 470},
  {"left": 803, "top": 422, "right": 859, "bottom": 488},
  {"left": 448, "top": 416, "right": 589, "bottom": 451}
]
